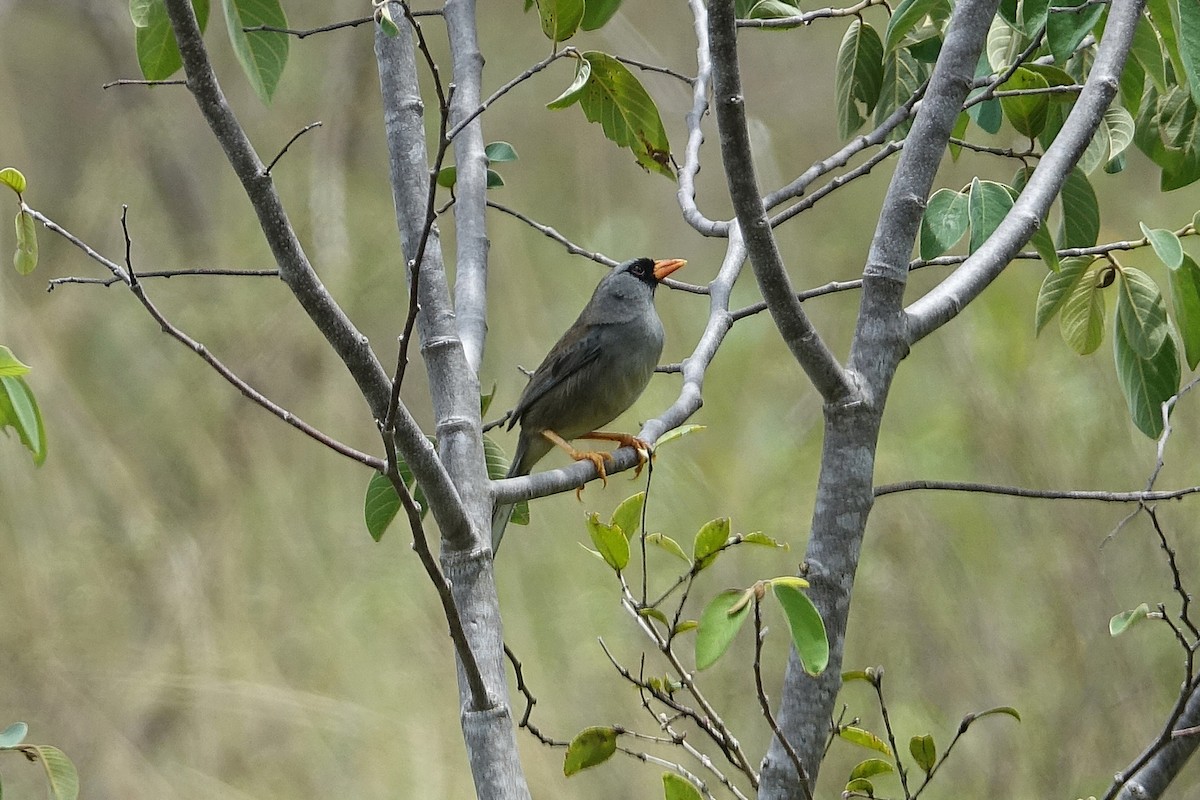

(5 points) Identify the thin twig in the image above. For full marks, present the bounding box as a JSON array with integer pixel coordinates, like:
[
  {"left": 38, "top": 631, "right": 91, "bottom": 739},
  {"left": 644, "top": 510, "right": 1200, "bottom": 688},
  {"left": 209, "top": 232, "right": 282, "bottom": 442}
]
[
  {"left": 446, "top": 48, "right": 576, "bottom": 142},
  {"left": 29, "top": 205, "right": 385, "bottom": 470},
  {"left": 504, "top": 644, "right": 568, "bottom": 747},
  {"left": 102, "top": 78, "right": 186, "bottom": 89},
  {"left": 753, "top": 600, "right": 812, "bottom": 800},
  {"left": 874, "top": 480, "right": 1200, "bottom": 502},
  {"left": 264, "top": 121, "right": 322, "bottom": 174},
  {"left": 49, "top": 268, "right": 278, "bottom": 289}
]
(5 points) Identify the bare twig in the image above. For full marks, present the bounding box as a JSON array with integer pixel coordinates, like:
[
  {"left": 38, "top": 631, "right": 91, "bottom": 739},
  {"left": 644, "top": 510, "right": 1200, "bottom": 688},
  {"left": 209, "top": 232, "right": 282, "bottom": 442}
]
[
  {"left": 102, "top": 78, "right": 186, "bottom": 89},
  {"left": 49, "top": 268, "right": 278, "bottom": 289},
  {"left": 753, "top": 600, "right": 812, "bottom": 800},
  {"left": 264, "top": 121, "right": 322, "bottom": 174}
]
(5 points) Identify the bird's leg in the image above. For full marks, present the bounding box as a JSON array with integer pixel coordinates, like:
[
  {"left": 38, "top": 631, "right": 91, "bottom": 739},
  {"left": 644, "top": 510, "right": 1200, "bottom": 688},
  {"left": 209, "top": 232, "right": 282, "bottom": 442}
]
[
  {"left": 540, "top": 430, "right": 613, "bottom": 488},
  {"left": 578, "top": 431, "right": 653, "bottom": 477}
]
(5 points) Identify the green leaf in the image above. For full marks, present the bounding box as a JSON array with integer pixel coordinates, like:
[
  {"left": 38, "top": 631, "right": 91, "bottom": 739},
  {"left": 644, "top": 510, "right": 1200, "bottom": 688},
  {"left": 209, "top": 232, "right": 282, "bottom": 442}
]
[
  {"left": 0, "top": 167, "right": 27, "bottom": 194},
  {"left": 1148, "top": 0, "right": 1186, "bottom": 87},
  {"left": 574, "top": 53, "right": 674, "bottom": 178},
  {"left": 696, "top": 589, "right": 753, "bottom": 670},
  {"left": 967, "top": 178, "right": 1014, "bottom": 253},
  {"left": 135, "top": 0, "right": 210, "bottom": 80},
  {"left": 377, "top": 4, "right": 400, "bottom": 37},
  {"left": 646, "top": 532, "right": 690, "bottom": 562},
  {"left": 772, "top": 582, "right": 829, "bottom": 675},
  {"left": 0, "top": 347, "right": 31, "bottom": 378},
  {"left": 741, "top": 531, "right": 789, "bottom": 549},
  {"left": 1141, "top": 221, "right": 1184, "bottom": 269},
  {"left": 885, "top": 0, "right": 940, "bottom": 52},
  {"left": 1046, "top": 0, "right": 1104, "bottom": 64},
  {"left": 1106, "top": 106, "right": 1137, "bottom": 161},
  {"left": 536, "top": 0, "right": 584, "bottom": 44},
  {"left": 0, "top": 376, "right": 46, "bottom": 466},
  {"left": 968, "top": 706, "right": 1022, "bottom": 724},
  {"left": 485, "top": 169, "right": 505, "bottom": 189},
  {"left": 483, "top": 435, "right": 527, "bottom": 524},
  {"left": 364, "top": 471, "right": 401, "bottom": 542},
  {"left": 1116, "top": 267, "right": 1170, "bottom": 359},
  {"left": 844, "top": 778, "right": 876, "bottom": 795},
  {"left": 31, "top": 745, "right": 78, "bottom": 800},
  {"left": 581, "top": 0, "right": 622, "bottom": 31},
  {"left": 563, "top": 726, "right": 617, "bottom": 776},
  {"left": 1036, "top": 256, "right": 1091, "bottom": 334},
  {"left": 1132, "top": 12, "right": 1168, "bottom": 94},
  {"left": 0, "top": 722, "right": 27, "bottom": 748},
  {"left": 949, "top": 110, "right": 969, "bottom": 159},
  {"left": 910, "top": 733, "right": 937, "bottom": 773},
  {"left": 1114, "top": 318, "right": 1180, "bottom": 438},
  {"left": 1059, "top": 168, "right": 1099, "bottom": 247},
  {"left": 610, "top": 492, "right": 645, "bottom": 538},
  {"left": 654, "top": 424, "right": 705, "bottom": 447},
  {"left": 838, "top": 726, "right": 893, "bottom": 757},
  {"left": 998, "top": 67, "right": 1051, "bottom": 138},
  {"left": 692, "top": 517, "right": 730, "bottom": 569},
  {"left": 737, "top": 0, "right": 803, "bottom": 21},
  {"left": 639, "top": 606, "right": 671, "bottom": 626},
  {"left": 769, "top": 575, "right": 810, "bottom": 591},
  {"left": 14, "top": 210, "right": 37, "bottom": 275},
  {"left": 587, "top": 512, "right": 629, "bottom": 570},
  {"left": 1110, "top": 603, "right": 1152, "bottom": 635},
  {"left": 548, "top": 54, "right": 593, "bottom": 110},
  {"left": 673, "top": 619, "right": 698, "bottom": 635},
  {"left": 222, "top": 0, "right": 288, "bottom": 104},
  {"left": 842, "top": 669, "right": 876, "bottom": 683},
  {"left": 485, "top": 141, "right": 519, "bottom": 163},
  {"left": 1168, "top": 254, "right": 1200, "bottom": 369},
  {"left": 662, "top": 772, "right": 703, "bottom": 800},
  {"left": 1060, "top": 266, "right": 1106, "bottom": 355},
  {"left": 920, "top": 188, "right": 968, "bottom": 259},
  {"left": 835, "top": 20, "right": 885, "bottom": 139},
  {"left": 875, "top": 48, "right": 925, "bottom": 136},
  {"left": 849, "top": 758, "right": 895, "bottom": 780},
  {"left": 1178, "top": 0, "right": 1200, "bottom": 108},
  {"left": 986, "top": 15, "right": 1022, "bottom": 72},
  {"left": 436, "top": 166, "right": 457, "bottom": 188}
]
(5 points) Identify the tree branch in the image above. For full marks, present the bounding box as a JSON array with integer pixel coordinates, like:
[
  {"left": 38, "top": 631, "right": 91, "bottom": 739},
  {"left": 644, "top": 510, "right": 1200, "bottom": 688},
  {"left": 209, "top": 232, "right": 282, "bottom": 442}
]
[
  {"left": 708, "top": 0, "right": 855, "bottom": 405},
  {"left": 905, "top": 0, "right": 1145, "bottom": 343}
]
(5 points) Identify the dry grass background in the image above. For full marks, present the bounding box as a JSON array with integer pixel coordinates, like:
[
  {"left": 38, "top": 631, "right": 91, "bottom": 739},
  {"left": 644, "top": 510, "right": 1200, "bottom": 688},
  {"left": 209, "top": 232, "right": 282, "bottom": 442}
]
[{"left": 2, "top": 1, "right": 1200, "bottom": 798}]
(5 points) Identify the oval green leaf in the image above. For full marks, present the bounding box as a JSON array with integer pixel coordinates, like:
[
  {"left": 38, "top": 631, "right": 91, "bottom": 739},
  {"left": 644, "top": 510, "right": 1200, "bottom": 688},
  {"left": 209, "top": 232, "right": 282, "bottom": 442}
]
[
  {"left": 0, "top": 375, "right": 46, "bottom": 465},
  {"left": 998, "top": 66, "right": 1050, "bottom": 138},
  {"left": 0, "top": 346, "right": 32, "bottom": 377},
  {"left": 1168, "top": 254, "right": 1200, "bottom": 369},
  {"left": 844, "top": 778, "right": 875, "bottom": 795},
  {"left": 1110, "top": 603, "right": 1152, "bottom": 635},
  {"left": 484, "top": 141, "right": 519, "bottom": 163},
  {"left": 692, "top": 517, "right": 731, "bottom": 569},
  {"left": 655, "top": 424, "right": 705, "bottom": 447},
  {"left": 32, "top": 745, "right": 79, "bottom": 800},
  {"left": 1035, "top": 256, "right": 1091, "bottom": 334},
  {"left": 910, "top": 733, "right": 937, "bottom": 773},
  {"left": 223, "top": 0, "right": 289, "bottom": 104},
  {"left": 662, "top": 771, "right": 703, "bottom": 800},
  {"left": 835, "top": 20, "right": 885, "bottom": 139},
  {"left": 1060, "top": 267, "right": 1106, "bottom": 355},
  {"left": 1114, "top": 320, "right": 1180, "bottom": 438},
  {"left": 741, "top": 531, "right": 789, "bottom": 549},
  {"left": 587, "top": 512, "right": 629, "bottom": 570},
  {"left": 919, "top": 188, "right": 969, "bottom": 259},
  {"left": 569, "top": 51, "right": 674, "bottom": 177},
  {"left": 14, "top": 209, "right": 38, "bottom": 275},
  {"left": 848, "top": 757, "right": 894, "bottom": 780},
  {"left": 563, "top": 726, "right": 617, "bottom": 776},
  {"left": 968, "top": 178, "right": 1014, "bottom": 253},
  {"left": 772, "top": 582, "right": 829, "bottom": 675},
  {"left": 646, "top": 532, "right": 690, "bottom": 562},
  {"left": 696, "top": 588, "right": 753, "bottom": 670},
  {"left": 838, "top": 725, "right": 893, "bottom": 757},
  {"left": 364, "top": 471, "right": 401, "bottom": 542},
  {"left": 0, "top": 721, "right": 28, "bottom": 748},
  {"left": 0, "top": 167, "right": 27, "bottom": 194},
  {"left": 1140, "top": 222, "right": 1185, "bottom": 269},
  {"left": 1116, "top": 267, "right": 1169, "bottom": 359},
  {"left": 1059, "top": 168, "right": 1099, "bottom": 247},
  {"left": 537, "top": 0, "right": 584, "bottom": 43},
  {"left": 610, "top": 492, "right": 645, "bottom": 538}
]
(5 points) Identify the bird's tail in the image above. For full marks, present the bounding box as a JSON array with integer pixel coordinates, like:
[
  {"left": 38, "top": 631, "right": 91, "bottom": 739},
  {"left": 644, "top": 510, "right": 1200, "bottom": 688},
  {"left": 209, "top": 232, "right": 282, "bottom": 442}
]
[{"left": 490, "top": 441, "right": 528, "bottom": 555}]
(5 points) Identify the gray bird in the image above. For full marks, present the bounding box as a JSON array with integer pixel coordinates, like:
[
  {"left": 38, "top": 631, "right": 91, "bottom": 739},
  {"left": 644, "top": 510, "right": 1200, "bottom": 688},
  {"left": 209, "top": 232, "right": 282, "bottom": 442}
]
[{"left": 491, "top": 256, "right": 687, "bottom": 552}]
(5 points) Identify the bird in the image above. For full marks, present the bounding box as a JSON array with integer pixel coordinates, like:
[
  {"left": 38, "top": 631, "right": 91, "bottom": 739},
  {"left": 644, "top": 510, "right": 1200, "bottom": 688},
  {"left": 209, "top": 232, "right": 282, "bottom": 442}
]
[{"left": 491, "top": 256, "right": 687, "bottom": 553}]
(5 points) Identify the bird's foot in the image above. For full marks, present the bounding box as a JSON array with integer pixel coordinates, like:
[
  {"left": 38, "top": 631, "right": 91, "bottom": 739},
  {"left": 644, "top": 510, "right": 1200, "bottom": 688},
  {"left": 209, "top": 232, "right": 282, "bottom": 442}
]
[{"left": 581, "top": 431, "right": 653, "bottom": 477}]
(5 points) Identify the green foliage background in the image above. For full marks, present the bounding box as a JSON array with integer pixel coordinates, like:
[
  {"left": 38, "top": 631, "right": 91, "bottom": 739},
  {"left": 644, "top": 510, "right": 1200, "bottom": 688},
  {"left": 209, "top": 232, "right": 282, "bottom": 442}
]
[{"left": 2, "top": 1, "right": 1200, "bottom": 797}]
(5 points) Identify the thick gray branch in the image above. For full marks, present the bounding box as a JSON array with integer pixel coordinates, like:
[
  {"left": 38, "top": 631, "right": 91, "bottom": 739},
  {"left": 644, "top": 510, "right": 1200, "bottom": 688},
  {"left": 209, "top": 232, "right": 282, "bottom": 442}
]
[
  {"left": 1113, "top": 685, "right": 1200, "bottom": 800},
  {"left": 446, "top": 0, "right": 491, "bottom": 372},
  {"left": 759, "top": 0, "right": 1000, "bottom": 796},
  {"left": 707, "top": 0, "right": 854, "bottom": 405},
  {"left": 906, "top": 0, "right": 1145, "bottom": 343}
]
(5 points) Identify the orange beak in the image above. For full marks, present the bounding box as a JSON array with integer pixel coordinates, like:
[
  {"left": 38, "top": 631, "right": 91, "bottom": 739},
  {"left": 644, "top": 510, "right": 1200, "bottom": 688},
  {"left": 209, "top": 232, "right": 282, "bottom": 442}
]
[{"left": 652, "top": 258, "right": 687, "bottom": 281}]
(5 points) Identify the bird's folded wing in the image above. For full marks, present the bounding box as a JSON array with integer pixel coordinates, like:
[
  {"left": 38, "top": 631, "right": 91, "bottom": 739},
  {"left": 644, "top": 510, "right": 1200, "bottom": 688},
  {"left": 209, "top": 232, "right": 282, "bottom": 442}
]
[{"left": 509, "top": 325, "right": 604, "bottom": 425}]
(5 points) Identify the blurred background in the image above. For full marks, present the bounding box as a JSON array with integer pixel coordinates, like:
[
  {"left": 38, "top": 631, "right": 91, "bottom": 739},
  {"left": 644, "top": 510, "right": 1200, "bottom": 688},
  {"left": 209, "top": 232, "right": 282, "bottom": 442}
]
[{"left": 2, "top": 1, "right": 1199, "bottom": 797}]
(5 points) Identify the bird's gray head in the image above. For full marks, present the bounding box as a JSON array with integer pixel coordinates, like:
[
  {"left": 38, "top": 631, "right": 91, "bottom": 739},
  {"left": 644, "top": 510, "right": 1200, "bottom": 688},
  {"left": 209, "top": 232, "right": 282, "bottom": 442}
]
[{"left": 607, "top": 257, "right": 687, "bottom": 293}]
